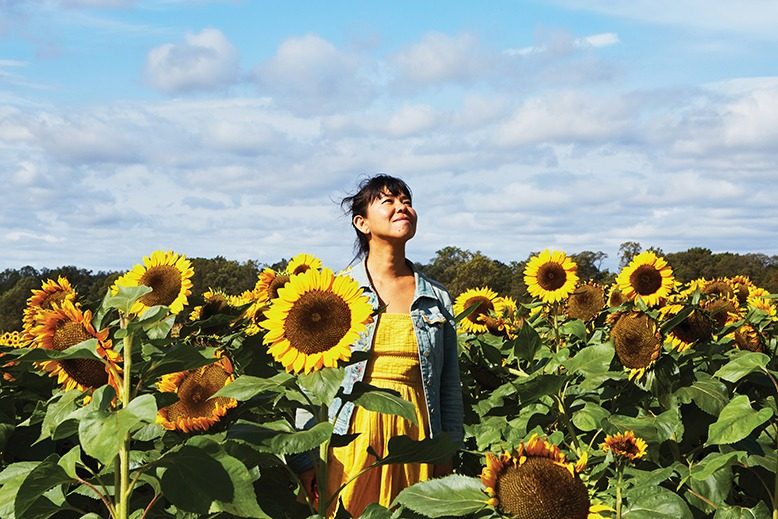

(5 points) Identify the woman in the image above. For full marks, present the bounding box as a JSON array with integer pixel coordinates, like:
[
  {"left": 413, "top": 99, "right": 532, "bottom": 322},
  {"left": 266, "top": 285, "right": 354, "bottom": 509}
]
[{"left": 296, "top": 174, "right": 464, "bottom": 516}]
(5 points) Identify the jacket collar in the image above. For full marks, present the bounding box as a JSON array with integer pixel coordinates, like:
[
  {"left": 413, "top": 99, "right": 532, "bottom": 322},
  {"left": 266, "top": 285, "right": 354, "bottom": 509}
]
[{"left": 350, "top": 256, "right": 437, "bottom": 303}]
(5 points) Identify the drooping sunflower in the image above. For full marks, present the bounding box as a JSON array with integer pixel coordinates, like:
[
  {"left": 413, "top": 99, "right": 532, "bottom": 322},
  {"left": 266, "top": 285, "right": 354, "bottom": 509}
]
[
  {"left": 701, "top": 278, "right": 734, "bottom": 300},
  {"left": 728, "top": 275, "right": 755, "bottom": 305},
  {"left": 615, "top": 251, "right": 674, "bottom": 307},
  {"left": 658, "top": 301, "right": 712, "bottom": 352},
  {"left": 566, "top": 282, "right": 606, "bottom": 322},
  {"left": 747, "top": 287, "right": 777, "bottom": 321},
  {"left": 610, "top": 312, "right": 661, "bottom": 381},
  {"left": 260, "top": 267, "right": 373, "bottom": 374},
  {"left": 29, "top": 300, "right": 122, "bottom": 395},
  {"left": 188, "top": 288, "right": 246, "bottom": 323},
  {"left": 607, "top": 283, "right": 626, "bottom": 308},
  {"left": 484, "top": 296, "right": 523, "bottom": 339},
  {"left": 732, "top": 323, "right": 763, "bottom": 352},
  {"left": 454, "top": 287, "right": 500, "bottom": 334},
  {"left": 524, "top": 250, "right": 579, "bottom": 304},
  {"left": 156, "top": 355, "right": 237, "bottom": 433},
  {"left": 23, "top": 276, "right": 77, "bottom": 336},
  {"left": 254, "top": 268, "right": 291, "bottom": 303},
  {"left": 286, "top": 253, "right": 323, "bottom": 276},
  {"left": 703, "top": 296, "right": 742, "bottom": 331},
  {"left": 481, "top": 435, "right": 590, "bottom": 519},
  {"left": 112, "top": 250, "right": 194, "bottom": 315},
  {"left": 601, "top": 431, "right": 647, "bottom": 462}
]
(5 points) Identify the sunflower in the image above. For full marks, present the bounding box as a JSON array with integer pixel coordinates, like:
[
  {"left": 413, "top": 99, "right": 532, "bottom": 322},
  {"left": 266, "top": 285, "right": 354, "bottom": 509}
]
[
  {"left": 601, "top": 431, "right": 647, "bottom": 462},
  {"left": 286, "top": 253, "right": 323, "bottom": 276},
  {"left": 0, "top": 331, "right": 27, "bottom": 382},
  {"left": 29, "top": 300, "right": 121, "bottom": 395},
  {"left": 747, "top": 288, "right": 777, "bottom": 321},
  {"left": 615, "top": 252, "right": 674, "bottom": 307},
  {"left": 658, "top": 302, "right": 712, "bottom": 352},
  {"left": 566, "top": 282, "right": 605, "bottom": 322},
  {"left": 481, "top": 435, "right": 590, "bottom": 519},
  {"left": 524, "top": 250, "right": 579, "bottom": 304},
  {"left": 156, "top": 355, "right": 237, "bottom": 433},
  {"left": 728, "top": 275, "right": 755, "bottom": 304},
  {"left": 254, "top": 268, "right": 291, "bottom": 303},
  {"left": 703, "top": 296, "right": 742, "bottom": 331},
  {"left": 112, "top": 250, "right": 194, "bottom": 315},
  {"left": 701, "top": 278, "right": 734, "bottom": 299},
  {"left": 188, "top": 288, "right": 246, "bottom": 322},
  {"left": 607, "top": 284, "right": 626, "bottom": 308},
  {"left": 484, "top": 296, "right": 522, "bottom": 339},
  {"left": 23, "top": 277, "right": 77, "bottom": 336},
  {"left": 260, "top": 267, "right": 373, "bottom": 374},
  {"left": 610, "top": 312, "right": 661, "bottom": 381},
  {"left": 454, "top": 287, "right": 499, "bottom": 334},
  {"left": 732, "top": 323, "right": 763, "bottom": 352}
]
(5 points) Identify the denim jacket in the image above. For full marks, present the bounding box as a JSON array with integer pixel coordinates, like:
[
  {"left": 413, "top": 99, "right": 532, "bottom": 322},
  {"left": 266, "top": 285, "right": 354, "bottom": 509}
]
[{"left": 288, "top": 258, "right": 464, "bottom": 473}]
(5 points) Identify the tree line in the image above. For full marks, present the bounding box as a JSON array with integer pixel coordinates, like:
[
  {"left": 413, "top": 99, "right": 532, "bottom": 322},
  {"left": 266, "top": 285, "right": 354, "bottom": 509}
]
[{"left": 1, "top": 244, "right": 776, "bottom": 332}]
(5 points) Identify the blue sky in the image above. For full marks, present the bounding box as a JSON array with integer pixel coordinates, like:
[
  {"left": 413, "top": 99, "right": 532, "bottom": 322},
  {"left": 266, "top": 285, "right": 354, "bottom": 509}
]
[{"left": 2, "top": 0, "right": 777, "bottom": 273}]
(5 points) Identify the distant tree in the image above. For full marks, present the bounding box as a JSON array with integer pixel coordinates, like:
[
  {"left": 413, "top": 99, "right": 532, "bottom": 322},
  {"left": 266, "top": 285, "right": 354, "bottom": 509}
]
[
  {"left": 419, "top": 247, "right": 475, "bottom": 288},
  {"left": 618, "top": 241, "right": 642, "bottom": 269},
  {"left": 572, "top": 251, "right": 611, "bottom": 283},
  {"left": 0, "top": 277, "right": 38, "bottom": 331},
  {"left": 188, "top": 256, "right": 261, "bottom": 308}
]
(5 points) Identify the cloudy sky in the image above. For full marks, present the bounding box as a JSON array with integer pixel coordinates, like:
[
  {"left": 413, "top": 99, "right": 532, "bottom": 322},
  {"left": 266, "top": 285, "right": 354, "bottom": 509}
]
[{"left": 1, "top": 0, "right": 777, "bottom": 273}]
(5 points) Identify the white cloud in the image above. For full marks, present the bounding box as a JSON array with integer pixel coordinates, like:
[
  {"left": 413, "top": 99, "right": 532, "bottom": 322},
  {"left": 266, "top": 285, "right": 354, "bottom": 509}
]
[
  {"left": 254, "top": 34, "right": 373, "bottom": 115},
  {"left": 391, "top": 32, "right": 489, "bottom": 87},
  {"left": 505, "top": 31, "right": 619, "bottom": 56},
  {"left": 145, "top": 27, "right": 239, "bottom": 93}
]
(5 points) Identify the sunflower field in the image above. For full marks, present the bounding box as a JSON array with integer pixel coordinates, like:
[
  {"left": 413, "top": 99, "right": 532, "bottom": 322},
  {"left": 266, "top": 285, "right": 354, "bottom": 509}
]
[{"left": 0, "top": 248, "right": 776, "bottom": 518}]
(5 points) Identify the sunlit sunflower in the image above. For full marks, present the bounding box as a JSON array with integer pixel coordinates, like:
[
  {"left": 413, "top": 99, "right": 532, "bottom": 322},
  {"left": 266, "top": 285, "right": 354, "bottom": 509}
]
[
  {"left": 156, "top": 355, "right": 237, "bottom": 433},
  {"left": 112, "top": 250, "right": 194, "bottom": 315},
  {"left": 731, "top": 323, "right": 763, "bottom": 352},
  {"left": 23, "top": 277, "right": 77, "bottom": 336},
  {"left": 29, "top": 300, "right": 121, "bottom": 395},
  {"left": 610, "top": 312, "right": 661, "bottom": 381},
  {"left": 286, "top": 253, "right": 323, "bottom": 276},
  {"left": 566, "top": 282, "right": 605, "bottom": 322},
  {"left": 728, "top": 275, "right": 755, "bottom": 304},
  {"left": 260, "top": 268, "right": 373, "bottom": 374},
  {"left": 481, "top": 435, "right": 590, "bottom": 519},
  {"left": 254, "top": 268, "right": 291, "bottom": 304},
  {"left": 484, "top": 296, "right": 523, "bottom": 339},
  {"left": 0, "top": 331, "right": 28, "bottom": 382},
  {"left": 747, "top": 287, "right": 777, "bottom": 321},
  {"left": 454, "top": 287, "right": 499, "bottom": 334},
  {"left": 188, "top": 289, "right": 246, "bottom": 322},
  {"left": 615, "top": 252, "right": 674, "bottom": 307},
  {"left": 601, "top": 431, "right": 647, "bottom": 462},
  {"left": 524, "top": 250, "right": 579, "bottom": 304},
  {"left": 658, "top": 302, "right": 712, "bottom": 352}
]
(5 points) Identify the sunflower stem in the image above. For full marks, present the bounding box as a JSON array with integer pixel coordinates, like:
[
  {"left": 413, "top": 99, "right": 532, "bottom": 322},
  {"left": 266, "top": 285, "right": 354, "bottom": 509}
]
[
  {"left": 555, "top": 393, "right": 580, "bottom": 449},
  {"left": 615, "top": 462, "right": 623, "bottom": 519},
  {"left": 316, "top": 403, "right": 330, "bottom": 517},
  {"left": 117, "top": 317, "right": 133, "bottom": 519}
]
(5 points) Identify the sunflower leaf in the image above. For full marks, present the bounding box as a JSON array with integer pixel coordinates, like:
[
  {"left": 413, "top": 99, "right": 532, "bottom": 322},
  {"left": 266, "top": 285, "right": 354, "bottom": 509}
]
[
  {"left": 372, "top": 434, "right": 457, "bottom": 466},
  {"left": 101, "top": 285, "right": 153, "bottom": 314},
  {"left": 564, "top": 343, "right": 614, "bottom": 376},
  {"left": 674, "top": 375, "right": 729, "bottom": 416},
  {"left": 211, "top": 374, "right": 295, "bottom": 401},
  {"left": 140, "top": 342, "right": 216, "bottom": 382},
  {"left": 707, "top": 395, "right": 773, "bottom": 446},
  {"left": 713, "top": 502, "right": 772, "bottom": 518},
  {"left": 623, "top": 484, "right": 693, "bottom": 518},
  {"left": 12, "top": 339, "right": 101, "bottom": 363},
  {"left": 298, "top": 367, "right": 344, "bottom": 406},
  {"left": 14, "top": 455, "right": 73, "bottom": 519},
  {"left": 228, "top": 420, "right": 333, "bottom": 455},
  {"left": 514, "top": 322, "right": 541, "bottom": 361},
  {"left": 351, "top": 383, "right": 418, "bottom": 426},
  {"left": 159, "top": 445, "right": 234, "bottom": 515},
  {"left": 390, "top": 475, "right": 487, "bottom": 518},
  {"left": 713, "top": 351, "right": 770, "bottom": 383}
]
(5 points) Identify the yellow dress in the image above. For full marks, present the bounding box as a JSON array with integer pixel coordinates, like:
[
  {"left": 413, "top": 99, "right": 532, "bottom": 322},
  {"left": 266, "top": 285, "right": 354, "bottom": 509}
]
[{"left": 327, "top": 313, "right": 431, "bottom": 517}]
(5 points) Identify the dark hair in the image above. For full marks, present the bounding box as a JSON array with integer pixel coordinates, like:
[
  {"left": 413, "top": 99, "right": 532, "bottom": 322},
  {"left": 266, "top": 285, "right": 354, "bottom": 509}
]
[{"left": 341, "top": 174, "right": 413, "bottom": 260}]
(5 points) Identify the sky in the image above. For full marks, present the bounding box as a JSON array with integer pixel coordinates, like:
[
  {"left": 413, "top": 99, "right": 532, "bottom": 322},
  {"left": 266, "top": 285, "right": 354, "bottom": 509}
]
[{"left": 1, "top": 0, "right": 777, "bottom": 274}]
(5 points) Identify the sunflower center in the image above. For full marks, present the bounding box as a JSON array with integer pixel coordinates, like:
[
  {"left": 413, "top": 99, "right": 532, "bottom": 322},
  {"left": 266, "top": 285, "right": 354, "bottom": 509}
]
[
  {"left": 268, "top": 274, "right": 290, "bottom": 300},
  {"left": 283, "top": 290, "right": 351, "bottom": 354},
  {"left": 703, "top": 281, "right": 733, "bottom": 299},
  {"left": 629, "top": 265, "right": 662, "bottom": 296},
  {"left": 705, "top": 298, "right": 738, "bottom": 329},
  {"left": 170, "top": 363, "right": 232, "bottom": 420},
  {"left": 537, "top": 263, "right": 567, "bottom": 291},
  {"left": 139, "top": 265, "right": 182, "bottom": 307},
  {"left": 672, "top": 310, "right": 712, "bottom": 344},
  {"left": 42, "top": 291, "right": 69, "bottom": 310},
  {"left": 291, "top": 264, "right": 310, "bottom": 275},
  {"left": 611, "top": 438, "right": 640, "bottom": 457},
  {"left": 465, "top": 296, "right": 494, "bottom": 324},
  {"left": 496, "top": 458, "right": 589, "bottom": 519},
  {"left": 567, "top": 285, "right": 604, "bottom": 322},
  {"left": 611, "top": 314, "right": 660, "bottom": 369},
  {"left": 201, "top": 297, "right": 229, "bottom": 321},
  {"left": 52, "top": 321, "right": 92, "bottom": 351},
  {"left": 51, "top": 321, "right": 108, "bottom": 388}
]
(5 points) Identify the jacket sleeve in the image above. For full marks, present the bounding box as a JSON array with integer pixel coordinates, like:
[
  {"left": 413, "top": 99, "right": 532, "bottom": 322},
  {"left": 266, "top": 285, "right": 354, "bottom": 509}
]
[{"left": 439, "top": 291, "right": 465, "bottom": 448}]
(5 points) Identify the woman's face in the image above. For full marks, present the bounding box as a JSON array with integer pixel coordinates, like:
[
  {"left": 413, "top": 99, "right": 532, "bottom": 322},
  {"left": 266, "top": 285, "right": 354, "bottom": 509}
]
[{"left": 354, "top": 188, "right": 417, "bottom": 246}]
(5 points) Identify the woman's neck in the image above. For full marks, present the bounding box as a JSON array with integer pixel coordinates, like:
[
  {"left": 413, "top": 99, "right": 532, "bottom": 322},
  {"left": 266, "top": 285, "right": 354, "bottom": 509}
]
[{"left": 365, "top": 242, "right": 411, "bottom": 280}]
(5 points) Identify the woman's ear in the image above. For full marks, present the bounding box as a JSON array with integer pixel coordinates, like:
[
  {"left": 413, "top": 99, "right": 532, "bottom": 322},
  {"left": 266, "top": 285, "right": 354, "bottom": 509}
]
[{"left": 353, "top": 214, "right": 369, "bottom": 235}]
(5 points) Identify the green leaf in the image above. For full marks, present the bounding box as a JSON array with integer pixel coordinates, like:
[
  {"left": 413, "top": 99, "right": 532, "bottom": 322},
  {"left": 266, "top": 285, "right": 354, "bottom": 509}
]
[
  {"left": 674, "top": 376, "right": 729, "bottom": 415},
  {"left": 351, "top": 383, "right": 417, "bottom": 426},
  {"left": 515, "top": 322, "right": 541, "bottom": 361},
  {"left": 212, "top": 373, "right": 295, "bottom": 401},
  {"left": 391, "top": 475, "right": 487, "bottom": 518},
  {"left": 144, "top": 314, "right": 176, "bottom": 340},
  {"left": 78, "top": 404, "right": 146, "bottom": 465},
  {"left": 371, "top": 434, "right": 457, "bottom": 466},
  {"left": 515, "top": 373, "right": 566, "bottom": 406},
  {"left": 37, "top": 390, "right": 82, "bottom": 444},
  {"left": 660, "top": 306, "right": 693, "bottom": 335},
  {"left": 707, "top": 395, "right": 773, "bottom": 446},
  {"left": 126, "top": 394, "right": 158, "bottom": 424},
  {"left": 140, "top": 342, "right": 216, "bottom": 382},
  {"left": 160, "top": 445, "right": 234, "bottom": 515},
  {"left": 571, "top": 402, "right": 610, "bottom": 432},
  {"left": 101, "top": 284, "right": 152, "bottom": 314},
  {"left": 713, "top": 351, "right": 770, "bottom": 383},
  {"left": 14, "top": 456, "right": 72, "bottom": 519},
  {"left": 228, "top": 420, "right": 333, "bottom": 455},
  {"left": 360, "top": 503, "right": 393, "bottom": 519},
  {"left": 0, "top": 463, "right": 37, "bottom": 519},
  {"left": 57, "top": 445, "right": 81, "bottom": 479},
  {"left": 564, "top": 343, "right": 614, "bottom": 376},
  {"left": 691, "top": 451, "right": 745, "bottom": 480},
  {"left": 298, "top": 367, "right": 344, "bottom": 405},
  {"left": 713, "top": 502, "right": 771, "bottom": 519},
  {"left": 623, "top": 485, "right": 693, "bottom": 519},
  {"left": 609, "top": 408, "right": 683, "bottom": 443},
  {"left": 559, "top": 319, "right": 587, "bottom": 341},
  {"left": 14, "top": 339, "right": 101, "bottom": 363}
]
